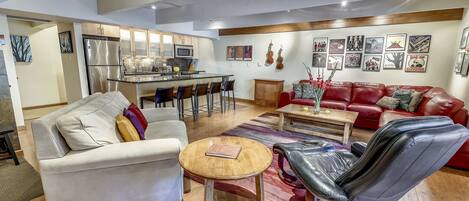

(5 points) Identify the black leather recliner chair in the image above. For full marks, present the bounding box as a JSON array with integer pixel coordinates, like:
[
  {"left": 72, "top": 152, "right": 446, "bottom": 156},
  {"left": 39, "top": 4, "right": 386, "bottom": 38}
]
[{"left": 273, "top": 116, "right": 469, "bottom": 201}]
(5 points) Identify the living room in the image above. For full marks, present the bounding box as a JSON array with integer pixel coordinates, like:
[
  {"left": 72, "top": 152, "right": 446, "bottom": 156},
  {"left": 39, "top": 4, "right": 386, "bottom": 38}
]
[{"left": 0, "top": 1, "right": 468, "bottom": 201}]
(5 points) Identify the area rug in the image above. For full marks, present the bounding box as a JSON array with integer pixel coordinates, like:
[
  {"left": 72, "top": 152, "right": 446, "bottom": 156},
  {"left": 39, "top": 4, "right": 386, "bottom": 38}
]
[
  {"left": 0, "top": 157, "right": 43, "bottom": 201},
  {"left": 186, "top": 113, "right": 363, "bottom": 201}
]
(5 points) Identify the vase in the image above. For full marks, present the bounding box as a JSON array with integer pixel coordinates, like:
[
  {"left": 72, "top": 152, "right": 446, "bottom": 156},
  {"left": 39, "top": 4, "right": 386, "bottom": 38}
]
[{"left": 313, "top": 99, "right": 321, "bottom": 114}]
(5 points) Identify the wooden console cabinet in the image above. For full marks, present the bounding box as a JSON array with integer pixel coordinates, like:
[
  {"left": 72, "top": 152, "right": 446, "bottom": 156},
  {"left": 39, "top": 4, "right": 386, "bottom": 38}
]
[{"left": 254, "top": 79, "right": 284, "bottom": 107}]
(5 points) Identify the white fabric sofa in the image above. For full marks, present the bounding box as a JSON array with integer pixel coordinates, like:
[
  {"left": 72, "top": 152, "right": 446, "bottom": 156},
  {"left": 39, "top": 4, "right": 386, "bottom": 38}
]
[{"left": 31, "top": 92, "right": 188, "bottom": 201}]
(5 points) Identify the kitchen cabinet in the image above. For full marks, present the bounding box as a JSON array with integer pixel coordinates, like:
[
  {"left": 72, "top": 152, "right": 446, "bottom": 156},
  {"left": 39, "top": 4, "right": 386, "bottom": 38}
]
[
  {"left": 148, "top": 32, "right": 161, "bottom": 57},
  {"left": 162, "top": 34, "right": 174, "bottom": 58},
  {"left": 120, "top": 29, "right": 132, "bottom": 58},
  {"left": 133, "top": 30, "right": 148, "bottom": 57},
  {"left": 82, "top": 22, "right": 120, "bottom": 38},
  {"left": 173, "top": 34, "right": 192, "bottom": 45}
]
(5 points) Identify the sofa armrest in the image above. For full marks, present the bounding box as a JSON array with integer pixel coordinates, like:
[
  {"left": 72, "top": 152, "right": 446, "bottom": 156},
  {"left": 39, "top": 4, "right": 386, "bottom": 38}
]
[
  {"left": 142, "top": 107, "right": 179, "bottom": 122},
  {"left": 351, "top": 141, "right": 367, "bottom": 157},
  {"left": 40, "top": 139, "right": 181, "bottom": 174},
  {"left": 279, "top": 91, "right": 295, "bottom": 108}
]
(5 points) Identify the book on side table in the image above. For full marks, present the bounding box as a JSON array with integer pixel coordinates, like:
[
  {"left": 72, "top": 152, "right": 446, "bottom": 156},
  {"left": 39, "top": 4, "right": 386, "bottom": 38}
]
[{"left": 206, "top": 144, "right": 242, "bottom": 159}]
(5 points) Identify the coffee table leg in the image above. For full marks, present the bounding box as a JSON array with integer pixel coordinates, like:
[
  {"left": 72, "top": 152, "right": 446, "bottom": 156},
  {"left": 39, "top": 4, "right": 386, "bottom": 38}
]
[
  {"left": 278, "top": 113, "right": 285, "bottom": 131},
  {"left": 255, "top": 174, "right": 265, "bottom": 201},
  {"left": 343, "top": 123, "right": 351, "bottom": 144},
  {"left": 204, "top": 179, "right": 214, "bottom": 201}
]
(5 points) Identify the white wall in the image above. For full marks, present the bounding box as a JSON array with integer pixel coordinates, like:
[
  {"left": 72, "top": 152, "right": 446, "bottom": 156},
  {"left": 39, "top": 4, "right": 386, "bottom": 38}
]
[
  {"left": 8, "top": 20, "right": 67, "bottom": 108},
  {"left": 199, "top": 21, "right": 460, "bottom": 100},
  {"left": 0, "top": 14, "right": 24, "bottom": 126},
  {"left": 448, "top": 9, "right": 469, "bottom": 105}
]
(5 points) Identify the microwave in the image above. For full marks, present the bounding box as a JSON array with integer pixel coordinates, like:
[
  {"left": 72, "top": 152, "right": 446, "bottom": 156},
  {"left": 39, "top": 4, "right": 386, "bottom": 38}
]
[{"left": 174, "top": 45, "right": 193, "bottom": 58}]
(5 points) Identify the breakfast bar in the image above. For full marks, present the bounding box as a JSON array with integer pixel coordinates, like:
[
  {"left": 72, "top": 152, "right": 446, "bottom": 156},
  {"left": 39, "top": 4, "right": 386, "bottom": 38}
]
[{"left": 108, "top": 73, "right": 233, "bottom": 106}]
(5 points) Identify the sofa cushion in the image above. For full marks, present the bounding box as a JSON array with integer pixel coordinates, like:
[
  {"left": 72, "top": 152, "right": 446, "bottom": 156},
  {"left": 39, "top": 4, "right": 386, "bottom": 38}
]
[
  {"left": 302, "top": 83, "right": 316, "bottom": 99},
  {"left": 384, "top": 85, "right": 432, "bottom": 97},
  {"left": 347, "top": 103, "right": 383, "bottom": 119},
  {"left": 293, "top": 83, "right": 303, "bottom": 99},
  {"left": 124, "top": 108, "right": 145, "bottom": 140},
  {"left": 417, "top": 92, "right": 465, "bottom": 117},
  {"left": 408, "top": 91, "right": 425, "bottom": 112},
  {"left": 116, "top": 114, "right": 141, "bottom": 142},
  {"left": 323, "top": 81, "right": 352, "bottom": 102},
  {"left": 351, "top": 82, "right": 385, "bottom": 104},
  {"left": 392, "top": 90, "right": 413, "bottom": 110},
  {"left": 379, "top": 110, "right": 416, "bottom": 127},
  {"left": 320, "top": 100, "right": 348, "bottom": 110},
  {"left": 145, "top": 120, "right": 188, "bottom": 148},
  {"left": 128, "top": 103, "right": 148, "bottom": 130},
  {"left": 376, "top": 96, "right": 400, "bottom": 110},
  {"left": 291, "top": 99, "right": 315, "bottom": 106}
]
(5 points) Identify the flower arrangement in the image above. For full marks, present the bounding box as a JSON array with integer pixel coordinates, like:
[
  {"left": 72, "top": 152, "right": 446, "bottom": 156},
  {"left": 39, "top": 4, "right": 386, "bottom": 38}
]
[{"left": 302, "top": 62, "right": 337, "bottom": 114}]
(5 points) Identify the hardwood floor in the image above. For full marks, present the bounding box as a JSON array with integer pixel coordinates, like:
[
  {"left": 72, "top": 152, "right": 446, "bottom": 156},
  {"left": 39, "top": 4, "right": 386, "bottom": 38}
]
[{"left": 17, "top": 102, "right": 469, "bottom": 201}]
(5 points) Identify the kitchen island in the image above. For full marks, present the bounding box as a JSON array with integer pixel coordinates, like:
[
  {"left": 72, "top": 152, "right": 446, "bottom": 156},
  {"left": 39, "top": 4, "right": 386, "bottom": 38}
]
[{"left": 108, "top": 73, "right": 233, "bottom": 106}]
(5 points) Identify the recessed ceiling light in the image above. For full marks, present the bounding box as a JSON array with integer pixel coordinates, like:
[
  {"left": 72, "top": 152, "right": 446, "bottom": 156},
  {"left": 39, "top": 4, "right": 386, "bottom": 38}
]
[
  {"left": 341, "top": 1, "right": 348, "bottom": 7},
  {"left": 151, "top": 5, "right": 157, "bottom": 10},
  {"left": 287, "top": 10, "right": 291, "bottom": 13}
]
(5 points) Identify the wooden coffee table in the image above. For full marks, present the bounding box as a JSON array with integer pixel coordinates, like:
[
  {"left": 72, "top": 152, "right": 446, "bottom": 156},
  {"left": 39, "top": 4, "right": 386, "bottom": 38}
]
[
  {"left": 179, "top": 136, "right": 272, "bottom": 201},
  {"left": 276, "top": 104, "right": 358, "bottom": 144}
]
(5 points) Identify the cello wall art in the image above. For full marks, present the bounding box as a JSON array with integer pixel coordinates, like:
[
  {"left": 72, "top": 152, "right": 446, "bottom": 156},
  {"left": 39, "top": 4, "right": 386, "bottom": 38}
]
[
  {"left": 265, "top": 41, "right": 274, "bottom": 66},
  {"left": 276, "top": 47, "right": 284, "bottom": 70}
]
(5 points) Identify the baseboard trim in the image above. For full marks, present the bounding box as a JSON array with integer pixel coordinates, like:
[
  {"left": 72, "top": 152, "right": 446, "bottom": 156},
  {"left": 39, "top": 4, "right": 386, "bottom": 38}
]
[
  {"left": 235, "top": 98, "right": 255, "bottom": 104},
  {"left": 22, "top": 102, "right": 67, "bottom": 110}
]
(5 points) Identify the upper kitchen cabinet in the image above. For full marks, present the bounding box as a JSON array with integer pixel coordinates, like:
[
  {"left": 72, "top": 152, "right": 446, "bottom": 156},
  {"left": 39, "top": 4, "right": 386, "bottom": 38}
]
[
  {"left": 162, "top": 34, "right": 174, "bottom": 58},
  {"left": 120, "top": 29, "right": 132, "bottom": 58},
  {"left": 148, "top": 32, "right": 161, "bottom": 57},
  {"left": 133, "top": 30, "right": 148, "bottom": 57},
  {"left": 82, "top": 22, "right": 120, "bottom": 38},
  {"left": 173, "top": 34, "right": 192, "bottom": 45}
]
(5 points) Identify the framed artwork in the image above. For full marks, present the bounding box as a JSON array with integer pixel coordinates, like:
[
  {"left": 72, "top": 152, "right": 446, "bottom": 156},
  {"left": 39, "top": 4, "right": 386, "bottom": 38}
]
[
  {"left": 383, "top": 52, "right": 405, "bottom": 69},
  {"left": 235, "top": 46, "right": 244, "bottom": 60},
  {"left": 10, "top": 35, "right": 32, "bottom": 63},
  {"left": 226, "top": 46, "right": 236, "bottom": 60},
  {"left": 346, "top": 35, "right": 364, "bottom": 51},
  {"left": 59, "top": 31, "right": 73, "bottom": 53},
  {"left": 243, "top": 45, "right": 253, "bottom": 61},
  {"left": 329, "top": 39, "right": 346, "bottom": 54},
  {"left": 363, "top": 55, "right": 382, "bottom": 72},
  {"left": 313, "top": 37, "right": 328, "bottom": 52},
  {"left": 365, "top": 37, "right": 384, "bottom": 54},
  {"left": 460, "top": 27, "right": 469, "bottom": 49},
  {"left": 408, "top": 35, "right": 431, "bottom": 53},
  {"left": 312, "top": 53, "right": 327, "bottom": 68},
  {"left": 344, "top": 53, "right": 362, "bottom": 68},
  {"left": 405, "top": 54, "right": 428, "bottom": 73},
  {"left": 454, "top": 52, "right": 465, "bottom": 74},
  {"left": 461, "top": 52, "right": 469, "bottom": 76},
  {"left": 327, "top": 55, "right": 344, "bottom": 70},
  {"left": 385, "top": 33, "right": 407, "bottom": 51}
]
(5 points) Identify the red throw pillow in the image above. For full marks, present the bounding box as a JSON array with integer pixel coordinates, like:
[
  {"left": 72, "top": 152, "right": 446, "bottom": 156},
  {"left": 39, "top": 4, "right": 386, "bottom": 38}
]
[{"left": 127, "top": 103, "right": 148, "bottom": 130}]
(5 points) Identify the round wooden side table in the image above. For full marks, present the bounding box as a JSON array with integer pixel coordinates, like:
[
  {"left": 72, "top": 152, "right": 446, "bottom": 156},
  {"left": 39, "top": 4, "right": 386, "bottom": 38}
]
[{"left": 179, "top": 136, "right": 272, "bottom": 201}]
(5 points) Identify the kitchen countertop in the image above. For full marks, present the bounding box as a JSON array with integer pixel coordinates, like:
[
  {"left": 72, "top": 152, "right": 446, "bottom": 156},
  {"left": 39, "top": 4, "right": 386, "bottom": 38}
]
[{"left": 108, "top": 73, "right": 233, "bottom": 83}]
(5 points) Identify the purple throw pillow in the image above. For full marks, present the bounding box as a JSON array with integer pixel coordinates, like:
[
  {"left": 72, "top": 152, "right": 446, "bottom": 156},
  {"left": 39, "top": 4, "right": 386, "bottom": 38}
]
[{"left": 123, "top": 108, "right": 145, "bottom": 140}]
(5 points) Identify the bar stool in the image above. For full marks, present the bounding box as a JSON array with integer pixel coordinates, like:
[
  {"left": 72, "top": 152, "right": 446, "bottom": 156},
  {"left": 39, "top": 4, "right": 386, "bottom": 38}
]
[
  {"left": 192, "top": 83, "right": 210, "bottom": 119},
  {"left": 175, "top": 85, "right": 195, "bottom": 120},
  {"left": 0, "top": 129, "right": 19, "bottom": 165},
  {"left": 208, "top": 81, "right": 224, "bottom": 116},
  {"left": 140, "top": 87, "right": 175, "bottom": 108},
  {"left": 222, "top": 80, "right": 236, "bottom": 110}
]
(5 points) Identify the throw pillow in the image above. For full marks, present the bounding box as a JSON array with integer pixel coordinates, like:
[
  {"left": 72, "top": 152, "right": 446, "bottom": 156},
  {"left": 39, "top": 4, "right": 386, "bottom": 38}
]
[
  {"left": 302, "top": 84, "right": 316, "bottom": 99},
  {"left": 376, "top": 96, "right": 400, "bottom": 110},
  {"left": 127, "top": 103, "right": 148, "bottom": 130},
  {"left": 292, "top": 83, "right": 303, "bottom": 99},
  {"left": 408, "top": 91, "right": 425, "bottom": 112},
  {"left": 392, "top": 90, "right": 413, "bottom": 110},
  {"left": 124, "top": 108, "right": 146, "bottom": 140},
  {"left": 116, "top": 115, "right": 141, "bottom": 142}
]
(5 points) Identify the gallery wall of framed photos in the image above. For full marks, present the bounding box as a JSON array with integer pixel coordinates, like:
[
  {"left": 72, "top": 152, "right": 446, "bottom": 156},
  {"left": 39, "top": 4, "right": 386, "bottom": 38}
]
[
  {"left": 226, "top": 45, "right": 253, "bottom": 61},
  {"left": 312, "top": 33, "right": 432, "bottom": 73},
  {"left": 453, "top": 26, "right": 469, "bottom": 76}
]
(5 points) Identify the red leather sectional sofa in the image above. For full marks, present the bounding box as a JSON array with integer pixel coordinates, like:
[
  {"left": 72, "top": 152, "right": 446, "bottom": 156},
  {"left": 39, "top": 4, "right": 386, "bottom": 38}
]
[{"left": 278, "top": 80, "right": 469, "bottom": 169}]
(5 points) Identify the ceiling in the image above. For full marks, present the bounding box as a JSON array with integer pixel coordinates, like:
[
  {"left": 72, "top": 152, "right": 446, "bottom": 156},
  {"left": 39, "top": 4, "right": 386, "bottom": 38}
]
[{"left": 98, "top": 0, "right": 469, "bottom": 30}]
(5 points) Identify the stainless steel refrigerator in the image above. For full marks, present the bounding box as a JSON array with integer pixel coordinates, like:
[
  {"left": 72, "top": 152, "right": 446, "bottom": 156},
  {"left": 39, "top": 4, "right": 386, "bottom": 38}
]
[{"left": 84, "top": 38, "right": 121, "bottom": 94}]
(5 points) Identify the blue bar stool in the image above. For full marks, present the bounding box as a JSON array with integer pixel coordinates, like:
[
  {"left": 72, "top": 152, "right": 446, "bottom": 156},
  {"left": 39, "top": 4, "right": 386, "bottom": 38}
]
[
  {"left": 140, "top": 87, "right": 175, "bottom": 108},
  {"left": 175, "top": 85, "right": 195, "bottom": 120}
]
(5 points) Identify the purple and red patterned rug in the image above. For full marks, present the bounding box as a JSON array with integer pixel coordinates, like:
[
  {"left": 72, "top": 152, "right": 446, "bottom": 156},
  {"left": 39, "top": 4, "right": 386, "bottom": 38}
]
[{"left": 186, "top": 113, "right": 363, "bottom": 201}]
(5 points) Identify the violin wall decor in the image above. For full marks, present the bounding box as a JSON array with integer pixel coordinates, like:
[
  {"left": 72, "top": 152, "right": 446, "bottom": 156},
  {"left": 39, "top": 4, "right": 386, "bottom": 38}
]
[
  {"left": 276, "top": 47, "right": 284, "bottom": 70},
  {"left": 265, "top": 41, "right": 274, "bottom": 66}
]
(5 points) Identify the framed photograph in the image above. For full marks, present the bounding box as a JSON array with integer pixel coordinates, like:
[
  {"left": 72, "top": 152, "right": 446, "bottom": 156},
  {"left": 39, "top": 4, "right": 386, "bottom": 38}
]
[
  {"left": 363, "top": 55, "right": 382, "bottom": 72},
  {"left": 383, "top": 52, "right": 405, "bottom": 69},
  {"left": 344, "top": 53, "right": 362, "bottom": 68},
  {"left": 327, "top": 55, "right": 344, "bottom": 70},
  {"left": 10, "top": 35, "right": 32, "bottom": 63},
  {"left": 454, "top": 52, "right": 465, "bottom": 74},
  {"left": 385, "top": 33, "right": 407, "bottom": 51},
  {"left": 461, "top": 52, "right": 469, "bottom": 76},
  {"left": 329, "top": 39, "right": 346, "bottom": 54},
  {"left": 460, "top": 27, "right": 469, "bottom": 49},
  {"left": 235, "top": 46, "right": 244, "bottom": 60},
  {"left": 226, "top": 46, "right": 236, "bottom": 60},
  {"left": 408, "top": 35, "right": 431, "bottom": 53},
  {"left": 59, "top": 31, "right": 73, "bottom": 53},
  {"left": 313, "top": 37, "right": 328, "bottom": 52},
  {"left": 405, "top": 54, "right": 428, "bottom": 73},
  {"left": 243, "top": 45, "right": 253, "bottom": 61},
  {"left": 365, "top": 37, "right": 384, "bottom": 54},
  {"left": 312, "top": 53, "right": 327, "bottom": 68},
  {"left": 346, "top": 35, "right": 364, "bottom": 51}
]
